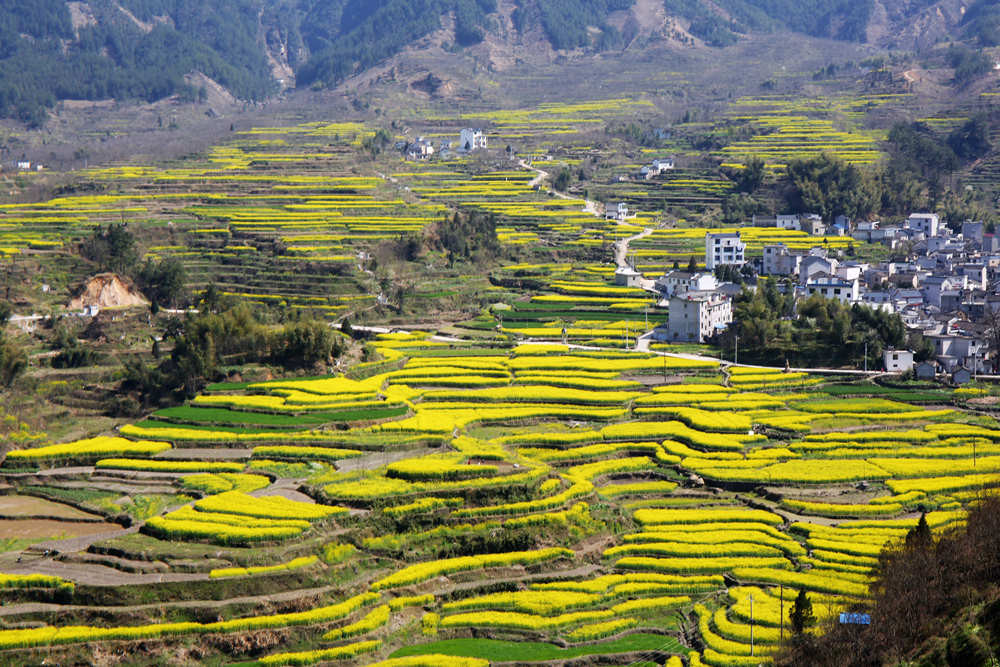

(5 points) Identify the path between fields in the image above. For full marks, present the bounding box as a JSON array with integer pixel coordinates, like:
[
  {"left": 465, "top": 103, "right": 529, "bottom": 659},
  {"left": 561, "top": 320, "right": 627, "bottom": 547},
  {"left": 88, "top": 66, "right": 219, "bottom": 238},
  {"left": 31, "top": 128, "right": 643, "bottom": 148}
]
[
  {"left": 518, "top": 159, "right": 600, "bottom": 216},
  {"left": 346, "top": 324, "right": 892, "bottom": 376}
]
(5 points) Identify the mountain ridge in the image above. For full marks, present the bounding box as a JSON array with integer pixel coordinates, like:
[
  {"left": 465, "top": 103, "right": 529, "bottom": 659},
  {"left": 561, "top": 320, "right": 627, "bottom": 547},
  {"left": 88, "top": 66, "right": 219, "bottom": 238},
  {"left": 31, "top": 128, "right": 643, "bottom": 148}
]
[{"left": 0, "top": 0, "right": 993, "bottom": 125}]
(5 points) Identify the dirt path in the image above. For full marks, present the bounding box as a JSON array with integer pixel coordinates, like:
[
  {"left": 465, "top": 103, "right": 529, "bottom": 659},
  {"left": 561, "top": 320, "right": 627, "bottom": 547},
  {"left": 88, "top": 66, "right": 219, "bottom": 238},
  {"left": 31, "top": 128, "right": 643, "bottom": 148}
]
[
  {"left": 518, "top": 159, "right": 600, "bottom": 215},
  {"left": 333, "top": 447, "right": 441, "bottom": 473}
]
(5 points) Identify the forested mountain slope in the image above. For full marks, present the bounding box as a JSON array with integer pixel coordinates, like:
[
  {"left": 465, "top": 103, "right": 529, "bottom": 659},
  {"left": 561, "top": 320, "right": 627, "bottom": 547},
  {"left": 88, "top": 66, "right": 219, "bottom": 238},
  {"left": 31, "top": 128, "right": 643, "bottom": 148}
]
[{"left": 0, "top": 0, "right": 991, "bottom": 126}]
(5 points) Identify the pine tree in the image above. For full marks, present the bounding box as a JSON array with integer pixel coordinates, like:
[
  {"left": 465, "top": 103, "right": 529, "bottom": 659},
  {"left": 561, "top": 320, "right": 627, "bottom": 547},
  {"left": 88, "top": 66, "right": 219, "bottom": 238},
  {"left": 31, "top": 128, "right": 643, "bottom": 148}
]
[
  {"left": 905, "top": 512, "right": 933, "bottom": 549},
  {"left": 790, "top": 589, "right": 815, "bottom": 634}
]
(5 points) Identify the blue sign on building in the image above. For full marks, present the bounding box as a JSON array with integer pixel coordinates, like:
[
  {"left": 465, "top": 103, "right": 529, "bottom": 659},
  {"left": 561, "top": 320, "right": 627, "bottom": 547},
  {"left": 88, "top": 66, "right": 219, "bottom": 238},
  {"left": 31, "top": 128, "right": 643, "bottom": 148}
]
[{"left": 839, "top": 612, "right": 871, "bottom": 625}]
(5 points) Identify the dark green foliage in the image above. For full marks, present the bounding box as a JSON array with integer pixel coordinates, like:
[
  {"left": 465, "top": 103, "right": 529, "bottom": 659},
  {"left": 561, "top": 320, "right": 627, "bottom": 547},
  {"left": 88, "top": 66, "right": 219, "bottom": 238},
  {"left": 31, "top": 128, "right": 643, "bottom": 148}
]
[
  {"left": 519, "top": 0, "right": 635, "bottom": 51},
  {"left": 0, "top": 1, "right": 275, "bottom": 125},
  {"left": 721, "top": 193, "right": 760, "bottom": 224},
  {"left": 0, "top": 337, "right": 26, "bottom": 387},
  {"left": 50, "top": 323, "right": 100, "bottom": 369},
  {"left": 553, "top": 167, "right": 573, "bottom": 191},
  {"left": 0, "top": 301, "right": 23, "bottom": 385},
  {"left": 947, "top": 45, "right": 994, "bottom": 85},
  {"left": 947, "top": 116, "right": 992, "bottom": 160},
  {"left": 964, "top": 0, "right": 1000, "bottom": 45},
  {"left": 121, "top": 303, "right": 343, "bottom": 406},
  {"left": 735, "top": 156, "right": 766, "bottom": 193},
  {"left": 724, "top": 282, "right": 905, "bottom": 366},
  {"left": 784, "top": 153, "right": 881, "bottom": 220},
  {"left": 790, "top": 589, "right": 815, "bottom": 634},
  {"left": 887, "top": 123, "right": 959, "bottom": 181},
  {"left": 664, "top": 0, "right": 874, "bottom": 44},
  {"left": 431, "top": 208, "right": 501, "bottom": 267},
  {"left": 80, "top": 224, "right": 139, "bottom": 275},
  {"left": 137, "top": 258, "right": 187, "bottom": 308},
  {"left": 271, "top": 319, "right": 340, "bottom": 369},
  {"left": 298, "top": 0, "right": 497, "bottom": 88},
  {"left": 905, "top": 513, "right": 932, "bottom": 549},
  {"left": 945, "top": 627, "right": 992, "bottom": 666}
]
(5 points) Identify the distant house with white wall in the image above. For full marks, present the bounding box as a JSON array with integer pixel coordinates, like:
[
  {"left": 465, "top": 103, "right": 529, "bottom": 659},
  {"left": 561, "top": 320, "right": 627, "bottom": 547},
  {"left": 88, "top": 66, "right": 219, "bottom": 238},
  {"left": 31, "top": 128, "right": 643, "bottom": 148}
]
[
  {"left": 614, "top": 266, "right": 644, "bottom": 287},
  {"left": 667, "top": 291, "right": 733, "bottom": 343},
  {"left": 776, "top": 215, "right": 800, "bottom": 231},
  {"left": 639, "top": 158, "right": 674, "bottom": 180},
  {"left": 459, "top": 128, "right": 487, "bottom": 152},
  {"left": 801, "top": 214, "right": 825, "bottom": 236},
  {"left": 705, "top": 232, "right": 745, "bottom": 270},
  {"left": 654, "top": 271, "right": 718, "bottom": 297},
  {"left": 906, "top": 213, "right": 940, "bottom": 238},
  {"left": 805, "top": 273, "right": 860, "bottom": 304},
  {"left": 883, "top": 349, "right": 914, "bottom": 372},
  {"left": 762, "top": 243, "right": 804, "bottom": 276},
  {"left": 406, "top": 137, "right": 435, "bottom": 160},
  {"left": 606, "top": 202, "right": 629, "bottom": 222}
]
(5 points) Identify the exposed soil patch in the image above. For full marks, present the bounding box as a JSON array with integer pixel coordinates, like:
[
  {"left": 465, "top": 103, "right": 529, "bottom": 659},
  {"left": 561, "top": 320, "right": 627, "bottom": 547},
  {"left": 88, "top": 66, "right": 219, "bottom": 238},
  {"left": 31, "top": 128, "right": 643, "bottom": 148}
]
[{"left": 68, "top": 273, "right": 148, "bottom": 310}]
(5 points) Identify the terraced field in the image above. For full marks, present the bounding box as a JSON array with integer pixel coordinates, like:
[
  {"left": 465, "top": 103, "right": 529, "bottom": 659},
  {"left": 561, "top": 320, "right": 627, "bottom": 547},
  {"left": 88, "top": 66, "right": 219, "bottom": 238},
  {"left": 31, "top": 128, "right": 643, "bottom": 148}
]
[
  {"left": 0, "top": 90, "right": 995, "bottom": 664},
  {"left": 0, "top": 331, "right": 995, "bottom": 665}
]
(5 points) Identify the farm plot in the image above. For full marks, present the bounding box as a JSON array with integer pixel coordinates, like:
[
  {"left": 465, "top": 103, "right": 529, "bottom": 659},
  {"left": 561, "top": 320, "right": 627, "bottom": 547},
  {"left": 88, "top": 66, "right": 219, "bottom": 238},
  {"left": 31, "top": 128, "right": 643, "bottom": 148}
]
[{"left": 3, "top": 331, "right": 992, "bottom": 665}]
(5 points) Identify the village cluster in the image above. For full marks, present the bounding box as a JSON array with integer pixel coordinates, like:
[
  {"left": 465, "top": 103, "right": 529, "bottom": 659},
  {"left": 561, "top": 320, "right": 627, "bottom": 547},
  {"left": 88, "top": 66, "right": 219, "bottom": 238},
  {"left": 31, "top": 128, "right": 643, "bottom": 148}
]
[{"left": 622, "top": 212, "right": 993, "bottom": 381}]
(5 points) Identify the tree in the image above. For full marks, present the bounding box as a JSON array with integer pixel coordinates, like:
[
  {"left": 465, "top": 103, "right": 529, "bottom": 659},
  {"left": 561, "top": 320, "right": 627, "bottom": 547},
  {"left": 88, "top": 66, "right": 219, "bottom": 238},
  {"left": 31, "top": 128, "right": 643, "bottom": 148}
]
[
  {"left": 790, "top": 590, "right": 815, "bottom": 634},
  {"left": 687, "top": 256, "right": 698, "bottom": 272},
  {"left": 137, "top": 258, "right": 187, "bottom": 308},
  {"left": 905, "top": 512, "right": 933, "bottom": 550},
  {"left": 553, "top": 168, "right": 572, "bottom": 191},
  {"left": 81, "top": 223, "right": 139, "bottom": 275},
  {"left": 736, "top": 156, "right": 766, "bottom": 193},
  {"left": 948, "top": 116, "right": 992, "bottom": 161}
]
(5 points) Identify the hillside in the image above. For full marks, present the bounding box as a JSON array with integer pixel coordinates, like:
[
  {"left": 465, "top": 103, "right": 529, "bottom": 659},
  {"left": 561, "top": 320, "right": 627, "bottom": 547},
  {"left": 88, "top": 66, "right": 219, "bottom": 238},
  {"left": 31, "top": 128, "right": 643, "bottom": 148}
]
[{"left": 0, "top": 0, "right": 993, "bottom": 126}]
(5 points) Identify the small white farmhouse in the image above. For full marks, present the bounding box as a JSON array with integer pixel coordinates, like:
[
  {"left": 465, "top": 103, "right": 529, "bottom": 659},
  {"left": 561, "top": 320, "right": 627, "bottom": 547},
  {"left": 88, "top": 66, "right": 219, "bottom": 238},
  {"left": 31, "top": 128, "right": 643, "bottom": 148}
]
[{"left": 459, "top": 128, "right": 487, "bottom": 152}]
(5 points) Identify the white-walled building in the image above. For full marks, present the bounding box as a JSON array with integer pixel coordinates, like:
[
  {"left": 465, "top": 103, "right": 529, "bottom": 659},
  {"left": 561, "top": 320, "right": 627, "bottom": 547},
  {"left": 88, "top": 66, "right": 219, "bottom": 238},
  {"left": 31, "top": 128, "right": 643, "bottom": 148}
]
[
  {"left": 667, "top": 291, "right": 733, "bottom": 343},
  {"left": 805, "top": 273, "right": 860, "bottom": 304},
  {"left": 776, "top": 214, "right": 800, "bottom": 231},
  {"left": 762, "top": 243, "right": 803, "bottom": 276},
  {"left": 606, "top": 202, "right": 629, "bottom": 222},
  {"left": 654, "top": 271, "right": 718, "bottom": 297},
  {"left": 907, "top": 213, "right": 940, "bottom": 238},
  {"left": 459, "top": 128, "right": 487, "bottom": 152},
  {"left": 614, "top": 266, "right": 644, "bottom": 287},
  {"left": 705, "top": 232, "right": 745, "bottom": 270},
  {"left": 801, "top": 214, "right": 825, "bottom": 236},
  {"left": 883, "top": 349, "right": 914, "bottom": 373}
]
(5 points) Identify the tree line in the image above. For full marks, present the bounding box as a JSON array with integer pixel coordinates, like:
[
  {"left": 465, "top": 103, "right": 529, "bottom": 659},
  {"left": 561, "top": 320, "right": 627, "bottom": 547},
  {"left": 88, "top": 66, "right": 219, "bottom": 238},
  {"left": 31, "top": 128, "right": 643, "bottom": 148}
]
[
  {"left": 776, "top": 496, "right": 1000, "bottom": 666},
  {"left": 719, "top": 278, "right": 907, "bottom": 367}
]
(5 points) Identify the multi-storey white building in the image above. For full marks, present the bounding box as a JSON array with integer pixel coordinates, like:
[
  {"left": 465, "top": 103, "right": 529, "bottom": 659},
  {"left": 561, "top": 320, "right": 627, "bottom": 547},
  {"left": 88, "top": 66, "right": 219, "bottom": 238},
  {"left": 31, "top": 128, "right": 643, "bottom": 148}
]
[
  {"left": 667, "top": 291, "right": 733, "bottom": 343},
  {"left": 906, "top": 213, "right": 940, "bottom": 238},
  {"left": 459, "top": 128, "right": 488, "bottom": 152},
  {"left": 705, "top": 232, "right": 745, "bottom": 270}
]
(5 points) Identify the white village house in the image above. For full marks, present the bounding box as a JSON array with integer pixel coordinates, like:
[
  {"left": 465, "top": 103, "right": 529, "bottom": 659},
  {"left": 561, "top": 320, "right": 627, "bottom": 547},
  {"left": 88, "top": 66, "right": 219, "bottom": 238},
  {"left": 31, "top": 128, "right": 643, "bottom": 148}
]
[
  {"left": 666, "top": 291, "right": 733, "bottom": 343},
  {"left": 459, "top": 128, "right": 488, "bottom": 152},
  {"left": 705, "top": 232, "right": 745, "bottom": 270}
]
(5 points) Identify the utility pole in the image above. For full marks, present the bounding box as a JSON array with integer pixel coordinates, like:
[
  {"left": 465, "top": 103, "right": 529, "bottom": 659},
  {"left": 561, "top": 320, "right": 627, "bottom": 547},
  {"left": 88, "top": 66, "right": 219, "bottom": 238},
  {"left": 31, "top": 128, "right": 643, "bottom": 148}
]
[
  {"left": 750, "top": 592, "right": 754, "bottom": 657},
  {"left": 735, "top": 334, "right": 739, "bottom": 366},
  {"left": 864, "top": 341, "right": 868, "bottom": 373}
]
